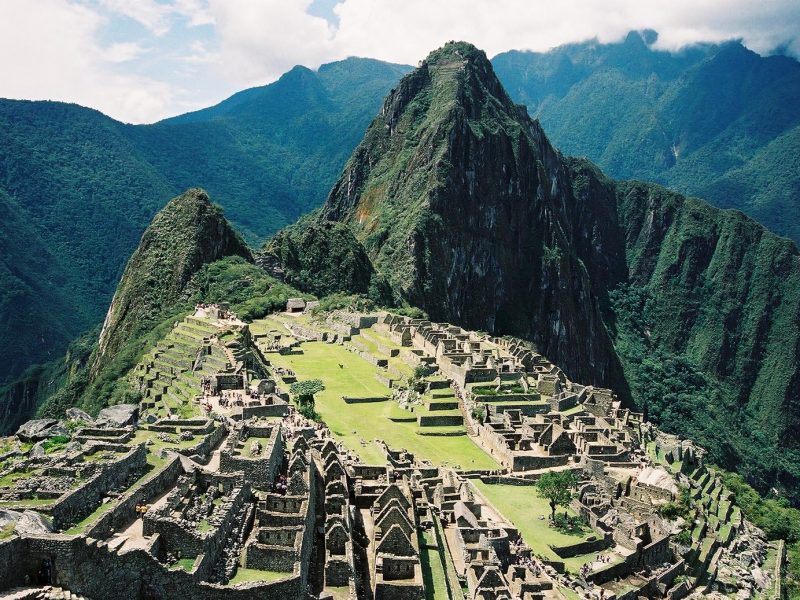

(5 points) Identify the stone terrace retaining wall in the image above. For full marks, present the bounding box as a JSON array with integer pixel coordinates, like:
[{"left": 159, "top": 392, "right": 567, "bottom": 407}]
[
  {"left": 177, "top": 424, "right": 227, "bottom": 460},
  {"left": 417, "top": 414, "right": 463, "bottom": 427},
  {"left": 342, "top": 396, "right": 390, "bottom": 404},
  {"left": 51, "top": 445, "right": 148, "bottom": 529},
  {"left": 550, "top": 535, "right": 610, "bottom": 558},
  {"left": 1, "top": 534, "right": 303, "bottom": 599}
]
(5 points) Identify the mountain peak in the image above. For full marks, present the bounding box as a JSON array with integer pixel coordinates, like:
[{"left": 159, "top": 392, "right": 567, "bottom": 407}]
[
  {"left": 423, "top": 41, "right": 491, "bottom": 67},
  {"left": 312, "top": 42, "right": 618, "bottom": 387},
  {"left": 93, "top": 188, "right": 251, "bottom": 375}
]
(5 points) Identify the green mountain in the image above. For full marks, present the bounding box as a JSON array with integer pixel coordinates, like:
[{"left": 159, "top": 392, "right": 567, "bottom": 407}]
[
  {"left": 275, "top": 41, "right": 800, "bottom": 503},
  {"left": 493, "top": 31, "right": 800, "bottom": 243},
  {"left": 93, "top": 188, "right": 251, "bottom": 375},
  {"left": 0, "top": 188, "right": 305, "bottom": 432},
  {"left": 0, "top": 58, "right": 409, "bottom": 385}
]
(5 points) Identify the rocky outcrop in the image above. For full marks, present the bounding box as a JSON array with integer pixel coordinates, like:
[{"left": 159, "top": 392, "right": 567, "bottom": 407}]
[
  {"left": 318, "top": 42, "right": 622, "bottom": 386},
  {"left": 264, "top": 220, "right": 377, "bottom": 298},
  {"left": 93, "top": 188, "right": 251, "bottom": 375},
  {"left": 96, "top": 404, "right": 138, "bottom": 427},
  {"left": 16, "top": 418, "right": 66, "bottom": 442}
]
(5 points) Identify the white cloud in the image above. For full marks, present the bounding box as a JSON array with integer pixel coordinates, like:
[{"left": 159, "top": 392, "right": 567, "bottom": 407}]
[
  {"left": 0, "top": 0, "right": 185, "bottom": 123},
  {"left": 207, "top": 0, "right": 800, "bottom": 90},
  {"left": 208, "top": 0, "right": 336, "bottom": 85},
  {"left": 99, "top": 0, "right": 173, "bottom": 35},
  {"left": 1, "top": 0, "right": 799, "bottom": 123},
  {"left": 104, "top": 41, "right": 148, "bottom": 62}
]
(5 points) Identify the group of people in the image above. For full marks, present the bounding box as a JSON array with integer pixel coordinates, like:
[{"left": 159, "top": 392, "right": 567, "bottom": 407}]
[{"left": 273, "top": 473, "right": 290, "bottom": 495}]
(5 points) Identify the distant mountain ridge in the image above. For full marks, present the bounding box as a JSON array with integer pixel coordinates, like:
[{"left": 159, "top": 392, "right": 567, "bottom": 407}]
[
  {"left": 494, "top": 30, "right": 800, "bottom": 243},
  {"left": 0, "top": 57, "right": 409, "bottom": 386}
]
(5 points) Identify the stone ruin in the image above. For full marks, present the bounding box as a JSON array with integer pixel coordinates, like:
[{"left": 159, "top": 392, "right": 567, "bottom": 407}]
[{"left": 0, "top": 309, "right": 782, "bottom": 600}]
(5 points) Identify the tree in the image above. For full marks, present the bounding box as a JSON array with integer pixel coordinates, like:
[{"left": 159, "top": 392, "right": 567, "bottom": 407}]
[
  {"left": 535, "top": 471, "right": 577, "bottom": 521},
  {"left": 290, "top": 379, "right": 325, "bottom": 409}
]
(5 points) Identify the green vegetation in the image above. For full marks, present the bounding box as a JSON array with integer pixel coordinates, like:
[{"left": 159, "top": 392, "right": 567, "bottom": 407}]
[
  {"left": 472, "top": 481, "right": 598, "bottom": 570},
  {"left": 609, "top": 272, "right": 800, "bottom": 505},
  {"left": 0, "top": 58, "right": 408, "bottom": 390},
  {"left": 418, "top": 529, "right": 449, "bottom": 600},
  {"left": 269, "top": 341, "right": 497, "bottom": 469},
  {"left": 716, "top": 470, "right": 800, "bottom": 595},
  {"left": 229, "top": 567, "right": 289, "bottom": 584},
  {"left": 494, "top": 33, "right": 800, "bottom": 244},
  {"left": 41, "top": 435, "right": 71, "bottom": 454},
  {"left": 290, "top": 379, "right": 325, "bottom": 419},
  {"left": 535, "top": 471, "right": 578, "bottom": 520},
  {"left": 64, "top": 500, "right": 116, "bottom": 535},
  {"left": 29, "top": 223, "right": 307, "bottom": 421},
  {"left": 169, "top": 558, "right": 196, "bottom": 572},
  {"left": 188, "top": 256, "right": 310, "bottom": 322}
]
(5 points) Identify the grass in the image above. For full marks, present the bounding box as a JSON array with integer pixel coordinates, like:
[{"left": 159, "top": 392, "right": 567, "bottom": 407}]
[
  {"left": 235, "top": 437, "right": 273, "bottom": 458},
  {"left": 229, "top": 567, "right": 290, "bottom": 584},
  {"left": 0, "top": 470, "right": 36, "bottom": 488},
  {"left": 269, "top": 342, "right": 498, "bottom": 469},
  {"left": 418, "top": 528, "right": 449, "bottom": 600},
  {"left": 0, "top": 522, "right": 16, "bottom": 539},
  {"left": 0, "top": 498, "right": 55, "bottom": 508},
  {"left": 472, "top": 481, "right": 600, "bottom": 570},
  {"left": 170, "top": 557, "right": 196, "bottom": 571},
  {"left": 64, "top": 499, "right": 116, "bottom": 535},
  {"left": 197, "top": 519, "right": 212, "bottom": 533},
  {"left": 131, "top": 429, "right": 200, "bottom": 451}
]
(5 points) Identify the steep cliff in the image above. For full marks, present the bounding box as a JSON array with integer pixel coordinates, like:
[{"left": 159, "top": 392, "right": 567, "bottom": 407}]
[
  {"left": 93, "top": 188, "right": 251, "bottom": 375},
  {"left": 320, "top": 42, "right": 622, "bottom": 387},
  {"left": 276, "top": 41, "right": 800, "bottom": 502}
]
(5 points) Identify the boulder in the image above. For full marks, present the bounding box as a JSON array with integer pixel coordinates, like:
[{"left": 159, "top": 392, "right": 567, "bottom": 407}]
[
  {"left": 66, "top": 407, "right": 94, "bottom": 424},
  {"left": 29, "top": 441, "right": 46, "bottom": 458},
  {"left": 16, "top": 419, "right": 62, "bottom": 442},
  {"left": 96, "top": 404, "right": 139, "bottom": 427},
  {"left": 16, "top": 511, "right": 54, "bottom": 535},
  {"left": 63, "top": 441, "right": 83, "bottom": 454},
  {"left": 0, "top": 509, "right": 21, "bottom": 532}
]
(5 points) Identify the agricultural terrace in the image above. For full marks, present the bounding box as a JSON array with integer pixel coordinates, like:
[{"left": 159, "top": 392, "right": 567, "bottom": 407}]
[{"left": 268, "top": 341, "right": 498, "bottom": 469}]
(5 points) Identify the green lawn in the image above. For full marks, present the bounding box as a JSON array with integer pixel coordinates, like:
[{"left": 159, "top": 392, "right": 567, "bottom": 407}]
[
  {"left": 169, "top": 557, "right": 196, "bottom": 571},
  {"left": 270, "top": 342, "right": 498, "bottom": 469},
  {"left": 471, "top": 481, "right": 599, "bottom": 570},
  {"left": 236, "top": 437, "right": 273, "bottom": 458},
  {"left": 0, "top": 498, "right": 56, "bottom": 509},
  {"left": 229, "top": 567, "right": 290, "bottom": 584},
  {"left": 419, "top": 529, "right": 449, "bottom": 600}
]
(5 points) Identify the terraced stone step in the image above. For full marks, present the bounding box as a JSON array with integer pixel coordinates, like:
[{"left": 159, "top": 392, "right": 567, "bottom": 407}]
[
  {"left": 426, "top": 400, "right": 459, "bottom": 411},
  {"left": 418, "top": 411, "right": 464, "bottom": 427}
]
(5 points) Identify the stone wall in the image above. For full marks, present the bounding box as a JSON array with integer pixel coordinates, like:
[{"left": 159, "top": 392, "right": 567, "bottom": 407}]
[
  {"left": 219, "top": 426, "right": 283, "bottom": 489},
  {"left": 51, "top": 445, "right": 148, "bottom": 529},
  {"left": 241, "top": 404, "right": 288, "bottom": 420},
  {"left": 86, "top": 456, "right": 184, "bottom": 539},
  {"left": 0, "top": 534, "right": 304, "bottom": 599},
  {"left": 177, "top": 424, "right": 227, "bottom": 460},
  {"left": 342, "top": 396, "right": 390, "bottom": 404},
  {"left": 417, "top": 414, "right": 464, "bottom": 427}
]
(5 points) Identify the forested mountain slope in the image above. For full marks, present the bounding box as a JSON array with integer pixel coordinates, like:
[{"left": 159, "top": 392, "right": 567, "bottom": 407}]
[
  {"left": 0, "top": 58, "right": 408, "bottom": 385},
  {"left": 493, "top": 31, "right": 800, "bottom": 243}
]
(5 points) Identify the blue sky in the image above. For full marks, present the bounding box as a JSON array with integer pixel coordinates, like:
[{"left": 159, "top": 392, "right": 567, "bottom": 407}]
[{"left": 1, "top": 0, "right": 798, "bottom": 124}]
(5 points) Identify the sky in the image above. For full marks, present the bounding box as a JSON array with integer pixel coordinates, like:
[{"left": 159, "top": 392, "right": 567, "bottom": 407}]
[{"left": 1, "top": 0, "right": 799, "bottom": 124}]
